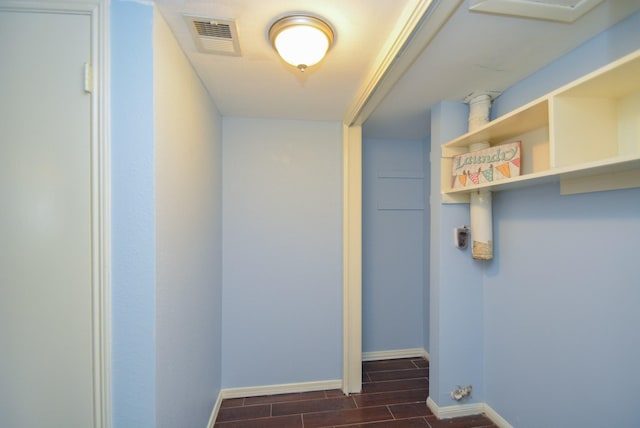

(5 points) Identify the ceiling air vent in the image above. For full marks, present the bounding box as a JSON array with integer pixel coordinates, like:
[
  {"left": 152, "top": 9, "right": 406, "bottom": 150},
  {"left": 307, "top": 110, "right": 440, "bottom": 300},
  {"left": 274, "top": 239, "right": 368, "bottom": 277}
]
[
  {"left": 184, "top": 15, "right": 241, "bottom": 56},
  {"left": 469, "top": 0, "right": 604, "bottom": 22}
]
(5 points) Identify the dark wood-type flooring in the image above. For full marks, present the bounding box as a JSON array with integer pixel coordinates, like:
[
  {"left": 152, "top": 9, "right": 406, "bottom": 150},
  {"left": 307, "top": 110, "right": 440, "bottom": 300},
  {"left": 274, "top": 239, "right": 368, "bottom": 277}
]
[{"left": 214, "top": 357, "right": 497, "bottom": 427}]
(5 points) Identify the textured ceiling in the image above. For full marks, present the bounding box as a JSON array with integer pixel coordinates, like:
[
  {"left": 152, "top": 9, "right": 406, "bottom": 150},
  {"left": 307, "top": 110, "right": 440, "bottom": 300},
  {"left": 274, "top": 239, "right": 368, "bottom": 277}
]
[
  {"left": 154, "top": 0, "right": 640, "bottom": 140},
  {"left": 154, "top": 0, "right": 416, "bottom": 122}
]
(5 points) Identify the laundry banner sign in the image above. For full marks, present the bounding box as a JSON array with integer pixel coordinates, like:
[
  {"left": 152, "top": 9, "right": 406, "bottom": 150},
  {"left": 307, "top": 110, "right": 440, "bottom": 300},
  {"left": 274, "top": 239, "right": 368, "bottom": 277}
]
[{"left": 451, "top": 141, "right": 521, "bottom": 189}]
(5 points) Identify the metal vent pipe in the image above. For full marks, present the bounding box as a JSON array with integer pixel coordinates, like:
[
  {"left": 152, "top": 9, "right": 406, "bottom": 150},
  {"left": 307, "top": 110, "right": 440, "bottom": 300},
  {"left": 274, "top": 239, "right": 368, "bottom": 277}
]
[{"left": 467, "top": 93, "right": 493, "bottom": 260}]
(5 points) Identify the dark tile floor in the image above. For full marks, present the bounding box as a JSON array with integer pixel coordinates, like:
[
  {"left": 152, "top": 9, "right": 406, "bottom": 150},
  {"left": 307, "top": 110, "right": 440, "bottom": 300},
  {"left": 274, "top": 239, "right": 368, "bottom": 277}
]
[{"left": 214, "top": 357, "right": 497, "bottom": 428}]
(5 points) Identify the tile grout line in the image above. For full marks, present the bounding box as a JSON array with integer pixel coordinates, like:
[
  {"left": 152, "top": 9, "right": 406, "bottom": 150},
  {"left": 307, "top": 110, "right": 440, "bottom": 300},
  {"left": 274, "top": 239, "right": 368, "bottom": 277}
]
[{"left": 385, "top": 404, "right": 394, "bottom": 420}]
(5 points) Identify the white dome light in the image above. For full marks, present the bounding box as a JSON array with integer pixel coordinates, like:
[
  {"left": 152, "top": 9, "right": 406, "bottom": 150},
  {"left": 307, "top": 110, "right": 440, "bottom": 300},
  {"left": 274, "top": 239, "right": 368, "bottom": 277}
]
[{"left": 269, "top": 15, "right": 334, "bottom": 72}]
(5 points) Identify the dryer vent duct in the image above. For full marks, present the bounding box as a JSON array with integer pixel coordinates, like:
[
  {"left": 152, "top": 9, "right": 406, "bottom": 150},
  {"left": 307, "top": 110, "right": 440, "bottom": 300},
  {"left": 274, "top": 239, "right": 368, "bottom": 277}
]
[{"left": 184, "top": 15, "right": 241, "bottom": 56}]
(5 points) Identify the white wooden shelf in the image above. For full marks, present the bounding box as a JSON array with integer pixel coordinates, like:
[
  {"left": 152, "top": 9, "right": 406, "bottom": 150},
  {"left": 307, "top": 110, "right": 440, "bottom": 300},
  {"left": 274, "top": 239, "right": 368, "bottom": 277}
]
[{"left": 441, "top": 49, "right": 640, "bottom": 202}]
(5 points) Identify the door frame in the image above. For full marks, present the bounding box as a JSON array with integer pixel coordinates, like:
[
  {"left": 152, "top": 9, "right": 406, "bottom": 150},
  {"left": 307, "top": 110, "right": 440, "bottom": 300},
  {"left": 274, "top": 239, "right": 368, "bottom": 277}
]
[
  {"left": 0, "top": 1, "right": 112, "bottom": 426},
  {"left": 341, "top": 0, "right": 461, "bottom": 393},
  {"left": 342, "top": 125, "right": 362, "bottom": 394}
]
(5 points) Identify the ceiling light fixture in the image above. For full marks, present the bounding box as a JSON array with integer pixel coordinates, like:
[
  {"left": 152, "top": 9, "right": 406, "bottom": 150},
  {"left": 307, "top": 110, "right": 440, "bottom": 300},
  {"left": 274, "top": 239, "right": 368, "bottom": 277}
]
[{"left": 269, "top": 14, "right": 335, "bottom": 72}]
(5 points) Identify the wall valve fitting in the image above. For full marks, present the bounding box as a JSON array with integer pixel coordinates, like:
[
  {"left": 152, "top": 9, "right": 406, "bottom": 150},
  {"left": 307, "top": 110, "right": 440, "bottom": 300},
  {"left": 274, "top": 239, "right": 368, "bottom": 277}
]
[{"left": 451, "top": 385, "right": 473, "bottom": 401}]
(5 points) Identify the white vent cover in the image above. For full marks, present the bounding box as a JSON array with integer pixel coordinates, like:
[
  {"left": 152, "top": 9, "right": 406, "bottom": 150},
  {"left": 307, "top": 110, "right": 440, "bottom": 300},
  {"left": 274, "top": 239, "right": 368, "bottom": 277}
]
[
  {"left": 184, "top": 15, "right": 241, "bottom": 56},
  {"left": 469, "top": 0, "right": 604, "bottom": 22}
]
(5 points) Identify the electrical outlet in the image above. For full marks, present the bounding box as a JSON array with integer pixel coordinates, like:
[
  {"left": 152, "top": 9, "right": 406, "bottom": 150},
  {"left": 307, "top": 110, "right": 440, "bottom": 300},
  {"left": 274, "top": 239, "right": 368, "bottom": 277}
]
[{"left": 454, "top": 226, "right": 469, "bottom": 249}]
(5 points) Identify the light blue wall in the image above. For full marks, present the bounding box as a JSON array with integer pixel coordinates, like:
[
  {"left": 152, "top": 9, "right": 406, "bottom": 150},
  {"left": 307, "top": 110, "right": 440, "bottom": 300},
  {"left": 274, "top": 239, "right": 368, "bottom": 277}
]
[
  {"left": 481, "top": 11, "right": 640, "bottom": 428},
  {"left": 221, "top": 118, "right": 343, "bottom": 388},
  {"left": 362, "top": 138, "right": 427, "bottom": 353},
  {"left": 429, "top": 102, "right": 485, "bottom": 406},
  {"left": 111, "top": 2, "right": 156, "bottom": 427},
  {"left": 485, "top": 185, "right": 640, "bottom": 427},
  {"left": 154, "top": 9, "right": 223, "bottom": 428}
]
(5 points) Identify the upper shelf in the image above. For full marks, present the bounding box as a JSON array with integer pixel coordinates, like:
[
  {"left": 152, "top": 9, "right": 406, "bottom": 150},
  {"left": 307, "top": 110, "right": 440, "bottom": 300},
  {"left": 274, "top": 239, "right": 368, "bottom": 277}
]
[
  {"left": 443, "top": 98, "right": 548, "bottom": 150},
  {"left": 441, "top": 49, "right": 640, "bottom": 200}
]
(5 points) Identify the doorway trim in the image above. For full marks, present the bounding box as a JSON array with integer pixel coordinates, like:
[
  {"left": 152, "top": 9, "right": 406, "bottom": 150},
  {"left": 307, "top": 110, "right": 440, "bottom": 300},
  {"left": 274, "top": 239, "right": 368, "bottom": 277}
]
[
  {"left": 342, "top": 125, "right": 363, "bottom": 394},
  {"left": 91, "top": 1, "right": 112, "bottom": 427},
  {"left": 341, "top": 0, "right": 461, "bottom": 393},
  {"left": 0, "top": 1, "right": 112, "bottom": 426}
]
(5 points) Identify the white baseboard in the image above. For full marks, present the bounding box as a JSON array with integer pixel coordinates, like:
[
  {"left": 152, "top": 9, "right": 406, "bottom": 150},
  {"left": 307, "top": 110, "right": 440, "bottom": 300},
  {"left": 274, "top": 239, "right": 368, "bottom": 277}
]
[
  {"left": 220, "top": 379, "right": 343, "bottom": 399},
  {"left": 362, "top": 348, "right": 429, "bottom": 361},
  {"left": 206, "top": 379, "right": 342, "bottom": 427},
  {"left": 206, "top": 392, "right": 224, "bottom": 428},
  {"left": 426, "top": 397, "right": 513, "bottom": 428},
  {"left": 483, "top": 403, "right": 514, "bottom": 428},
  {"left": 426, "top": 396, "right": 485, "bottom": 419}
]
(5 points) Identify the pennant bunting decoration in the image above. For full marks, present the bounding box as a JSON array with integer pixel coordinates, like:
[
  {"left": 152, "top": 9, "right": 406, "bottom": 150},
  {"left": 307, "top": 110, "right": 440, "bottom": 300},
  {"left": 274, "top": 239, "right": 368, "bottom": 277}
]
[
  {"left": 469, "top": 171, "right": 480, "bottom": 185},
  {"left": 495, "top": 162, "right": 511, "bottom": 178},
  {"left": 482, "top": 167, "right": 494, "bottom": 182},
  {"left": 451, "top": 141, "right": 521, "bottom": 189}
]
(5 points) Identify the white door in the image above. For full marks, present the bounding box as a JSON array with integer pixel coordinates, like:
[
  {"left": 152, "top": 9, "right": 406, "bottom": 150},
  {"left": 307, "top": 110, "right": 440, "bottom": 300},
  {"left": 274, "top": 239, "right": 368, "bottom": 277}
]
[{"left": 0, "top": 9, "right": 95, "bottom": 427}]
